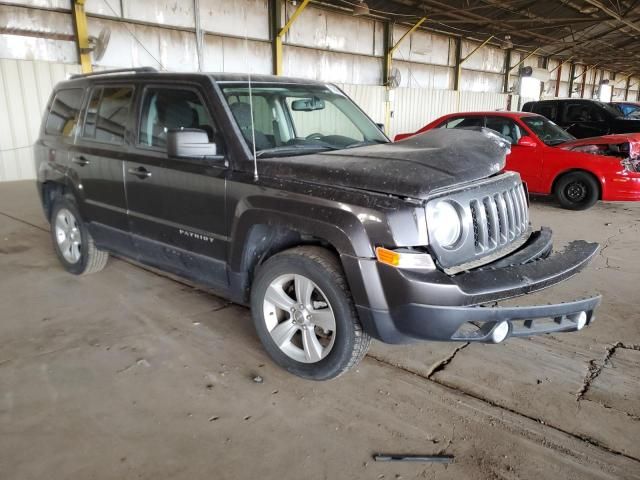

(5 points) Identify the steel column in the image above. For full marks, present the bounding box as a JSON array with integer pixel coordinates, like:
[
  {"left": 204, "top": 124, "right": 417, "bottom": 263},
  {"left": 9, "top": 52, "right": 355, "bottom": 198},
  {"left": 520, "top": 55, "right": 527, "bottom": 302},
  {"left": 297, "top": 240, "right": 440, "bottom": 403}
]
[
  {"left": 502, "top": 48, "right": 511, "bottom": 94},
  {"left": 456, "top": 35, "right": 494, "bottom": 91},
  {"left": 71, "top": 0, "right": 92, "bottom": 73},
  {"left": 273, "top": 0, "right": 310, "bottom": 75}
]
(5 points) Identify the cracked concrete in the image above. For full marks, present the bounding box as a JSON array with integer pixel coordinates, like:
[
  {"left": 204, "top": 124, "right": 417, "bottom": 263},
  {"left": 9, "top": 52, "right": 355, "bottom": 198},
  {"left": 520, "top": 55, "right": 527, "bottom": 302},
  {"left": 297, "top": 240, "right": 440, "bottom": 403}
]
[{"left": 1, "top": 182, "right": 639, "bottom": 479}]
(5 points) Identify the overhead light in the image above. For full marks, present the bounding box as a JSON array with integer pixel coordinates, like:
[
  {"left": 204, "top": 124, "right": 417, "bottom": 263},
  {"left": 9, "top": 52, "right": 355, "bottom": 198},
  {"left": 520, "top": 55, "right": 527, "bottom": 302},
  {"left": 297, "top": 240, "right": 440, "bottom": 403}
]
[
  {"left": 501, "top": 35, "right": 513, "bottom": 50},
  {"left": 579, "top": 6, "right": 599, "bottom": 14},
  {"left": 352, "top": 0, "right": 370, "bottom": 16}
]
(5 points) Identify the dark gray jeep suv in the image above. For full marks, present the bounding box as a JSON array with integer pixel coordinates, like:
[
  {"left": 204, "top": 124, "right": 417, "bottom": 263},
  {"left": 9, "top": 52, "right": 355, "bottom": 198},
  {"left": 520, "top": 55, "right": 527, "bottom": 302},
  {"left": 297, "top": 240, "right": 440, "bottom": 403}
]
[{"left": 35, "top": 68, "right": 600, "bottom": 380}]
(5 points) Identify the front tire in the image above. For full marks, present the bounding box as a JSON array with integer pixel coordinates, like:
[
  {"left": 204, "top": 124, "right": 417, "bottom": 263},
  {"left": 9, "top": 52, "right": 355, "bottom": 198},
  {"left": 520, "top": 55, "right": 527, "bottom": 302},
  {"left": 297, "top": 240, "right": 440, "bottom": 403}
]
[
  {"left": 50, "top": 197, "right": 108, "bottom": 275},
  {"left": 554, "top": 171, "right": 599, "bottom": 210},
  {"left": 250, "top": 246, "right": 370, "bottom": 380}
]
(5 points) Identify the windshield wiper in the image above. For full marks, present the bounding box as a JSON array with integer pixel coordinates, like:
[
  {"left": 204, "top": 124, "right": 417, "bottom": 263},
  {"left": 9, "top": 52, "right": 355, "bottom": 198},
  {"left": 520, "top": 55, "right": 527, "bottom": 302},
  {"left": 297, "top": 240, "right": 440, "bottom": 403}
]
[
  {"left": 547, "top": 139, "right": 569, "bottom": 146},
  {"left": 256, "top": 145, "right": 338, "bottom": 158}
]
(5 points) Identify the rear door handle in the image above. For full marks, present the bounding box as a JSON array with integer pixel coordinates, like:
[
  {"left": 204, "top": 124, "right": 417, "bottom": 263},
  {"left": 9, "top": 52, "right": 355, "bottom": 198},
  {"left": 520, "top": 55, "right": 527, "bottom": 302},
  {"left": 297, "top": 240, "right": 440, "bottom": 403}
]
[
  {"left": 72, "top": 156, "right": 90, "bottom": 166},
  {"left": 127, "top": 166, "right": 152, "bottom": 179}
]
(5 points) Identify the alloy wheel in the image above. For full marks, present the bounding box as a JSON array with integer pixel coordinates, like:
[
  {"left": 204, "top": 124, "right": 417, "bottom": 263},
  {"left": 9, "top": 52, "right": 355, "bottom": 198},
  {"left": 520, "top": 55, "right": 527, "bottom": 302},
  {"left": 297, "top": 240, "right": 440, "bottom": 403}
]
[
  {"left": 55, "top": 208, "right": 82, "bottom": 264},
  {"left": 262, "top": 274, "right": 336, "bottom": 363}
]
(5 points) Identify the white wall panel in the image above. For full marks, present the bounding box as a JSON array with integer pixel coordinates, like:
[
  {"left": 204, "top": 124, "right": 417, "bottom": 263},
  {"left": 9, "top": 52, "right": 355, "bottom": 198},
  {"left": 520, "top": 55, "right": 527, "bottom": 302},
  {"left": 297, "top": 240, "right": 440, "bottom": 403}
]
[
  {"left": 0, "top": 59, "right": 80, "bottom": 182},
  {"left": 339, "top": 83, "right": 385, "bottom": 125},
  {"left": 199, "top": 0, "right": 269, "bottom": 41},
  {"left": 0, "top": 33, "right": 76, "bottom": 63},
  {"left": 394, "top": 60, "right": 453, "bottom": 89},
  {"left": 85, "top": 0, "right": 122, "bottom": 17},
  {"left": 220, "top": 37, "right": 271, "bottom": 74},
  {"left": 373, "top": 87, "right": 510, "bottom": 138},
  {"left": 285, "top": 4, "right": 376, "bottom": 56},
  {"left": 283, "top": 46, "right": 382, "bottom": 85},
  {"left": 460, "top": 70, "right": 503, "bottom": 93},
  {"left": 392, "top": 26, "right": 451, "bottom": 66},
  {"left": 1, "top": 0, "right": 70, "bottom": 8},
  {"left": 122, "top": 0, "right": 195, "bottom": 28},
  {"left": 461, "top": 40, "right": 504, "bottom": 73},
  {"left": 88, "top": 17, "right": 198, "bottom": 71}
]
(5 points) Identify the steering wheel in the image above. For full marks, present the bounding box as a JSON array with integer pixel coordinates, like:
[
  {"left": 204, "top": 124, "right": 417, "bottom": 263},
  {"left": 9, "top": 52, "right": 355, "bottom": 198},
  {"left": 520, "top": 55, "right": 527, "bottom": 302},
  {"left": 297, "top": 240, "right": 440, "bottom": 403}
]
[{"left": 305, "top": 132, "right": 325, "bottom": 141}]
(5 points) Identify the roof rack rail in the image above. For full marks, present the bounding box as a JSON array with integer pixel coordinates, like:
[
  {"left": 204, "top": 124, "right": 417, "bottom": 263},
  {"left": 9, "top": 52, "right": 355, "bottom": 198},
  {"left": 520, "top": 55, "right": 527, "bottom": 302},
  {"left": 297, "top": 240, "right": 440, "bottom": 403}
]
[{"left": 69, "top": 67, "right": 158, "bottom": 80}]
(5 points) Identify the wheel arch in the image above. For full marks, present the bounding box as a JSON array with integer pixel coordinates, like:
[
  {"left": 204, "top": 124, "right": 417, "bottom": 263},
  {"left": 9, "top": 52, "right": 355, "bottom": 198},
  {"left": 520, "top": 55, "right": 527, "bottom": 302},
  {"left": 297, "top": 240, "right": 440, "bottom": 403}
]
[{"left": 227, "top": 205, "right": 373, "bottom": 305}]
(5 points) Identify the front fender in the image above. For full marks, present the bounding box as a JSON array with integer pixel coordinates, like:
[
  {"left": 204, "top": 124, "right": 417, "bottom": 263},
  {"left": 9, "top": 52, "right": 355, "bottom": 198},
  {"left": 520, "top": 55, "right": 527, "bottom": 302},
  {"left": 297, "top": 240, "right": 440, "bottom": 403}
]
[{"left": 228, "top": 194, "right": 375, "bottom": 269}]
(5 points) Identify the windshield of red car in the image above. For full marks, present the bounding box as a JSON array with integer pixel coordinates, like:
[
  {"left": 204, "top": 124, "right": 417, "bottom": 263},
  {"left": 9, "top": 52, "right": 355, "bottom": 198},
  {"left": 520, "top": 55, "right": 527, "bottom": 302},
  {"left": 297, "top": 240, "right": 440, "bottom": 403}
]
[{"left": 522, "top": 116, "right": 575, "bottom": 146}]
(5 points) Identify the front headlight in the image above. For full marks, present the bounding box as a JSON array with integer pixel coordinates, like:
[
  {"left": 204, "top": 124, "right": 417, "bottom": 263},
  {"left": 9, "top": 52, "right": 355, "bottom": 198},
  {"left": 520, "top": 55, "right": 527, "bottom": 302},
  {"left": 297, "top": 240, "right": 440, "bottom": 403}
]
[{"left": 428, "top": 201, "right": 462, "bottom": 247}]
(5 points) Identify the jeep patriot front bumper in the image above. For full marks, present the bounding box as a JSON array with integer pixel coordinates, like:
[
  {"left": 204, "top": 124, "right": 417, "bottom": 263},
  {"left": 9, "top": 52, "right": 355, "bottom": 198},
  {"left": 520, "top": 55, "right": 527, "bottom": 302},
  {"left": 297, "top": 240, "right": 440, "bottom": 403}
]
[{"left": 343, "top": 228, "right": 601, "bottom": 344}]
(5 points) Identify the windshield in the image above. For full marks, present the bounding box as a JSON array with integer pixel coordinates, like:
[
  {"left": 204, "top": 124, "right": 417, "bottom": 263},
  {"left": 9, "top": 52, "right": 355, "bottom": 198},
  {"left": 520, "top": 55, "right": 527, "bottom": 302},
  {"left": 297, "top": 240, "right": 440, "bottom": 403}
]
[
  {"left": 220, "top": 83, "right": 388, "bottom": 157},
  {"left": 522, "top": 115, "right": 575, "bottom": 146}
]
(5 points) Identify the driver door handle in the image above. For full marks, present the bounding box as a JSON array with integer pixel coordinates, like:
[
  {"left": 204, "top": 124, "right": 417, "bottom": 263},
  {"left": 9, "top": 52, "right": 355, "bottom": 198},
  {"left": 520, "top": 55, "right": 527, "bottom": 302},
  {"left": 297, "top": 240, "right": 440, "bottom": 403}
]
[{"left": 127, "top": 166, "right": 152, "bottom": 179}]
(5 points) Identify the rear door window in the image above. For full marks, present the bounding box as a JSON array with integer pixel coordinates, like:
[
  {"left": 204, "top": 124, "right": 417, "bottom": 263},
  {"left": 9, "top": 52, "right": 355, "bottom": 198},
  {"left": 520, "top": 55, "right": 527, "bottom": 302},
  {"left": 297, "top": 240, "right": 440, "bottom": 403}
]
[
  {"left": 45, "top": 88, "right": 84, "bottom": 137},
  {"left": 82, "top": 86, "right": 134, "bottom": 145}
]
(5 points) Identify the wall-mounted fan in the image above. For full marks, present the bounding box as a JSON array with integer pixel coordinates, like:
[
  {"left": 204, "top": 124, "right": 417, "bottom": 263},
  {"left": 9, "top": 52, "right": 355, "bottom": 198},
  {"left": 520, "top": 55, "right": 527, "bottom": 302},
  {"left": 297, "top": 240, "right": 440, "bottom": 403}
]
[
  {"left": 88, "top": 27, "right": 111, "bottom": 61},
  {"left": 388, "top": 67, "right": 401, "bottom": 89}
]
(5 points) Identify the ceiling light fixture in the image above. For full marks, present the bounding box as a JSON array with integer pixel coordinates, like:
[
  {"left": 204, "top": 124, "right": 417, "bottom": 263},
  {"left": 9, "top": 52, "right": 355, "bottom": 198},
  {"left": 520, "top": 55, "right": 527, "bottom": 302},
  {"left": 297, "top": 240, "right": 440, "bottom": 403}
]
[
  {"left": 501, "top": 35, "right": 513, "bottom": 50},
  {"left": 352, "top": 0, "right": 370, "bottom": 16}
]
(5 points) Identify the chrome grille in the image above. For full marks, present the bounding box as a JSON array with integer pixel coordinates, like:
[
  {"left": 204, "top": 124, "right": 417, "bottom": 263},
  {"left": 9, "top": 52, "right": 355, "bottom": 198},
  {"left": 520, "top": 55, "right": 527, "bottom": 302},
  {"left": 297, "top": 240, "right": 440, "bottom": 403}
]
[
  {"left": 470, "top": 183, "right": 529, "bottom": 254},
  {"left": 426, "top": 172, "right": 531, "bottom": 271}
]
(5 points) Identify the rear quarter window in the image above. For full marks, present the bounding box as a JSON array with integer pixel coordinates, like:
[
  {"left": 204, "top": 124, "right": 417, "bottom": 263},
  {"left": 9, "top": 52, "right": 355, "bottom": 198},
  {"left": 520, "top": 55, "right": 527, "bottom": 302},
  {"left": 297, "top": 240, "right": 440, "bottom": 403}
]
[{"left": 45, "top": 88, "right": 84, "bottom": 137}]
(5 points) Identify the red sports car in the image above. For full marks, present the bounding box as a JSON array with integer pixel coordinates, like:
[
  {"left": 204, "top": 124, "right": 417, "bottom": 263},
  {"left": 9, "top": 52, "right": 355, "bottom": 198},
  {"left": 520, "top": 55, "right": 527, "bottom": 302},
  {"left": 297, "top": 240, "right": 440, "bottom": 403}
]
[{"left": 395, "top": 111, "right": 640, "bottom": 209}]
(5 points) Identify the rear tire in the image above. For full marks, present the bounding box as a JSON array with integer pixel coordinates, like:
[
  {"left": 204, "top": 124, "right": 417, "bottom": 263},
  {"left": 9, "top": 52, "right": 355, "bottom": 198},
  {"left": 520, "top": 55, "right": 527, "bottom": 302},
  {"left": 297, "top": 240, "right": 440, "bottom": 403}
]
[
  {"left": 50, "top": 197, "right": 108, "bottom": 275},
  {"left": 554, "top": 171, "right": 599, "bottom": 210},
  {"left": 250, "top": 246, "right": 370, "bottom": 380}
]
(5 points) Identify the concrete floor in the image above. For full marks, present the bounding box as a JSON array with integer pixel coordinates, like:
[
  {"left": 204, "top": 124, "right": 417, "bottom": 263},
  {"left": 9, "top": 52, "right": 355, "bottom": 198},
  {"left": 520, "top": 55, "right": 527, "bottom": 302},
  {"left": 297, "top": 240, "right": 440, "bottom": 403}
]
[{"left": 1, "top": 180, "right": 639, "bottom": 480}]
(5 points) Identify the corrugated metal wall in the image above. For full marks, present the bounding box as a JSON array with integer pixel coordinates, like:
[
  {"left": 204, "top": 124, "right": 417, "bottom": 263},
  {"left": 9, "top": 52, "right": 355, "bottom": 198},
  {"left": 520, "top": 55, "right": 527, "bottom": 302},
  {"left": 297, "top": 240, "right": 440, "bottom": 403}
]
[{"left": 0, "top": 59, "right": 80, "bottom": 182}]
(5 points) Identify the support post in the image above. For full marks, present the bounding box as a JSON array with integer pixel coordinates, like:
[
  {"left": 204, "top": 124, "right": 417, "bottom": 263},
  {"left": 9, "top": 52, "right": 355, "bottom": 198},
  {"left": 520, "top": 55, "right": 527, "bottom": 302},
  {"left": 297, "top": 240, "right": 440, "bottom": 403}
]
[
  {"left": 502, "top": 48, "right": 511, "bottom": 94},
  {"left": 456, "top": 35, "right": 493, "bottom": 91},
  {"left": 273, "top": 0, "right": 310, "bottom": 75},
  {"left": 453, "top": 37, "right": 462, "bottom": 91},
  {"left": 71, "top": 0, "right": 92, "bottom": 73},
  {"left": 382, "top": 20, "right": 392, "bottom": 87},
  {"left": 568, "top": 63, "right": 575, "bottom": 97},
  {"left": 555, "top": 63, "right": 562, "bottom": 97},
  {"left": 194, "top": 0, "right": 203, "bottom": 71},
  {"left": 383, "top": 17, "right": 426, "bottom": 134},
  {"left": 624, "top": 76, "right": 631, "bottom": 101}
]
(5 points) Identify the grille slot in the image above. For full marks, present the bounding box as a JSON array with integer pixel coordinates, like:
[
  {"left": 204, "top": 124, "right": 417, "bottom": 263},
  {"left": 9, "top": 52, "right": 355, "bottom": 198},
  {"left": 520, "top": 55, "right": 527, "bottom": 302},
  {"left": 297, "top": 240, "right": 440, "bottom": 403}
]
[{"left": 471, "top": 183, "right": 529, "bottom": 253}]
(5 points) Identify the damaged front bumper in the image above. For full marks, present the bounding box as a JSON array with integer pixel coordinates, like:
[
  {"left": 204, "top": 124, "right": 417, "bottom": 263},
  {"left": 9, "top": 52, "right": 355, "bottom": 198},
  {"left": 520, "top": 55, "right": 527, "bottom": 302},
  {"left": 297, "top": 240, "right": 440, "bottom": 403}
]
[{"left": 346, "top": 228, "right": 601, "bottom": 344}]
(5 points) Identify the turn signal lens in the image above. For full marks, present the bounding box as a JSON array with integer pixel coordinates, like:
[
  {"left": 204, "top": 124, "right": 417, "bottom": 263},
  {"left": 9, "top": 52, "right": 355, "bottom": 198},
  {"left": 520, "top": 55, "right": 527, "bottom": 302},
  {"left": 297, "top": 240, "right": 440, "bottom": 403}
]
[
  {"left": 376, "top": 247, "right": 400, "bottom": 266},
  {"left": 375, "top": 247, "right": 435, "bottom": 270}
]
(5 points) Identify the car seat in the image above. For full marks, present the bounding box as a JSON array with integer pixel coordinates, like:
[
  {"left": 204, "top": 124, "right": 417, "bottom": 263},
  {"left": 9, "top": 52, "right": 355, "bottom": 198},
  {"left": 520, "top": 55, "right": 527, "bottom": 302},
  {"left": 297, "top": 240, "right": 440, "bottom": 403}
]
[{"left": 229, "top": 102, "right": 272, "bottom": 151}]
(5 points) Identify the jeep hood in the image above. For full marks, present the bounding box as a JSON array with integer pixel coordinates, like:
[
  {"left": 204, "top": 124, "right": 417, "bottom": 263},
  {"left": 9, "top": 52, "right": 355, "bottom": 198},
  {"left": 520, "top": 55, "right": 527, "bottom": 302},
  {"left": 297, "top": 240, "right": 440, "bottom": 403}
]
[{"left": 260, "top": 128, "right": 509, "bottom": 199}]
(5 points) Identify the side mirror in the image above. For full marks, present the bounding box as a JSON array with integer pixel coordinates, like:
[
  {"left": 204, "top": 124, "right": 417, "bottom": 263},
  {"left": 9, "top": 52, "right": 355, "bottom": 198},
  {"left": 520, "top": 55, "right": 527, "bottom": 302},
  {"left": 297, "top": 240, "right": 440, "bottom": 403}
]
[
  {"left": 517, "top": 136, "right": 537, "bottom": 147},
  {"left": 167, "top": 129, "right": 221, "bottom": 159}
]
